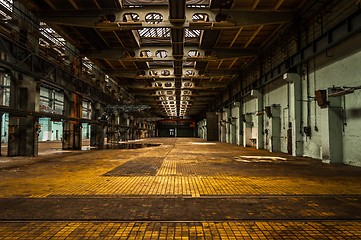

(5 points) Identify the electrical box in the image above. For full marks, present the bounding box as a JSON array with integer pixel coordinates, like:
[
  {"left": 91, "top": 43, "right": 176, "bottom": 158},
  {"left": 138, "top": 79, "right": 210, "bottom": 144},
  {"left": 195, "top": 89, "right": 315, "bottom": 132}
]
[{"left": 315, "top": 90, "right": 328, "bottom": 108}]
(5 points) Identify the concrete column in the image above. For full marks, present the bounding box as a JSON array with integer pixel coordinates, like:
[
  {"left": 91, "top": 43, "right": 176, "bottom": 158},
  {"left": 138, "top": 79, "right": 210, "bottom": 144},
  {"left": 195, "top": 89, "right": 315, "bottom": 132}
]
[
  {"left": 128, "top": 115, "right": 134, "bottom": 140},
  {"left": 198, "top": 119, "right": 207, "bottom": 139},
  {"left": 198, "top": 120, "right": 202, "bottom": 139},
  {"left": 90, "top": 102, "right": 105, "bottom": 147},
  {"left": 122, "top": 113, "right": 130, "bottom": 141},
  {"left": 107, "top": 113, "right": 116, "bottom": 143},
  {"left": 8, "top": 74, "right": 39, "bottom": 157},
  {"left": 321, "top": 89, "right": 343, "bottom": 164},
  {"left": 250, "top": 90, "right": 264, "bottom": 149},
  {"left": 62, "top": 92, "right": 82, "bottom": 150},
  {"left": 219, "top": 112, "right": 225, "bottom": 142},
  {"left": 115, "top": 111, "right": 122, "bottom": 141},
  {"left": 223, "top": 108, "right": 231, "bottom": 143},
  {"left": 268, "top": 104, "right": 281, "bottom": 152},
  {"left": 231, "top": 102, "right": 242, "bottom": 145},
  {"left": 148, "top": 123, "right": 155, "bottom": 138},
  {"left": 243, "top": 113, "right": 253, "bottom": 147},
  {"left": 206, "top": 112, "right": 218, "bottom": 141},
  {"left": 284, "top": 73, "right": 303, "bottom": 156}
]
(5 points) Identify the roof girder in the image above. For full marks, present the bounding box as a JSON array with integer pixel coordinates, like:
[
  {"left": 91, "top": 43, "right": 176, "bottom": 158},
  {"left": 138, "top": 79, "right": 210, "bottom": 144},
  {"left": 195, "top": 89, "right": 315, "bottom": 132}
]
[
  {"left": 37, "top": 7, "right": 294, "bottom": 29},
  {"left": 85, "top": 47, "right": 257, "bottom": 61}
]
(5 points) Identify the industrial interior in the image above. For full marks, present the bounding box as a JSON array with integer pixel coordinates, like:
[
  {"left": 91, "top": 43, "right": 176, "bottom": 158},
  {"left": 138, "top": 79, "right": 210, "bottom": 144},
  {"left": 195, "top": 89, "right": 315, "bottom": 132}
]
[{"left": 0, "top": 0, "right": 361, "bottom": 238}]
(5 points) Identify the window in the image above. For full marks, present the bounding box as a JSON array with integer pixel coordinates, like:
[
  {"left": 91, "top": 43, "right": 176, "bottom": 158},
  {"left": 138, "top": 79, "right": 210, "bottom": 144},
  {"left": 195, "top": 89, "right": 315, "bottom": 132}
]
[
  {"left": 138, "top": 27, "right": 171, "bottom": 38},
  {"left": 82, "top": 100, "right": 92, "bottom": 119},
  {"left": 39, "top": 87, "right": 64, "bottom": 115},
  {"left": 188, "top": 50, "right": 200, "bottom": 57},
  {"left": 145, "top": 13, "right": 163, "bottom": 24},
  {"left": 192, "top": 13, "right": 208, "bottom": 22},
  {"left": 156, "top": 50, "right": 168, "bottom": 58},
  {"left": 140, "top": 50, "right": 152, "bottom": 57},
  {"left": 0, "top": 0, "right": 12, "bottom": 16},
  {"left": 161, "top": 69, "right": 170, "bottom": 76},
  {"left": 123, "top": 13, "right": 139, "bottom": 22},
  {"left": 185, "top": 70, "right": 195, "bottom": 76},
  {"left": 164, "top": 82, "right": 173, "bottom": 88},
  {"left": 185, "top": 29, "right": 201, "bottom": 38}
]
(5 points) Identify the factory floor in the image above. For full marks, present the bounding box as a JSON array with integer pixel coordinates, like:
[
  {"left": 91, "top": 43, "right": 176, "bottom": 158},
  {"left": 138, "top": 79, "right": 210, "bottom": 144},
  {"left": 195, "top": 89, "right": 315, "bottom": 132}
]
[{"left": 0, "top": 138, "right": 360, "bottom": 239}]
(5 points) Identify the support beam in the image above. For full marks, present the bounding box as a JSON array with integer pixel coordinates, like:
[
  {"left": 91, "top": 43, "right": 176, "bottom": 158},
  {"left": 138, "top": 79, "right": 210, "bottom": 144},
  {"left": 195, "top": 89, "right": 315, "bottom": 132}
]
[
  {"left": 38, "top": 8, "right": 293, "bottom": 29},
  {"left": 231, "top": 102, "right": 242, "bottom": 145},
  {"left": 90, "top": 102, "right": 105, "bottom": 147},
  {"left": 252, "top": 0, "right": 260, "bottom": 10},
  {"left": 206, "top": 112, "right": 219, "bottom": 141},
  {"left": 169, "top": 0, "right": 186, "bottom": 23},
  {"left": 109, "top": 68, "right": 239, "bottom": 79},
  {"left": 273, "top": 0, "right": 286, "bottom": 10},
  {"left": 85, "top": 47, "right": 257, "bottom": 61},
  {"left": 250, "top": 89, "right": 264, "bottom": 149},
  {"left": 7, "top": 75, "right": 39, "bottom": 157},
  {"left": 69, "top": 0, "right": 80, "bottom": 10},
  {"left": 93, "top": 0, "right": 101, "bottom": 10},
  {"left": 245, "top": 25, "right": 263, "bottom": 48},
  {"left": 268, "top": 104, "right": 281, "bottom": 152},
  {"left": 44, "top": 0, "right": 56, "bottom": 9},
  {"left": 284, "top": 73, "right": 303, "bottom": 157},
  {"left": 229, "top": 28, "right": 243, "bottom": 48},
  {"left": 62, "top": 93, "right": 82, "bottom": 150},
  {"left": 320, "top": 89, "right": 344, "bottom": 164}
]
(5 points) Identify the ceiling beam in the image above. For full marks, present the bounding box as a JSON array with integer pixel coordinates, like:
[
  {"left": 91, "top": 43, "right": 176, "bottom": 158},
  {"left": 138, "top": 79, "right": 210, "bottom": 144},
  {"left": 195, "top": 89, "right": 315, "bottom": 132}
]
[
  {"left": 169, "top": 0, "right": 186, "bottom": 23},
  {"left": 260, "top": 23, "right": 284, "bottom": 48},
  {"left": 92, "top": 0, "right": 101, "bottom": 10},
  {"left": 113, "top": 31, "right": 125, "bottom": 48},
  {"left": 84, "top": 47, "right": 257, "bottom": 61},
  {"left": 69, "top": 0, "right": 80, "bottom": 10},
  {"left": 229, "top": 58, "right": 238, "bottom": 69},
  {"left": 252, "top": 0, "right": 260, "bottom": 10},
  {"left": 229, "top": 28, "right": 243, "bottom": 48},
  {"left": 110, "top": 68, "right": 239, "bottom": 76},
  {"left": 245, "top": 25, "right": 263, "bottom": 48},
  {"left": 104, "top": 59, "right": 115, "bottom": 69},
  {"left": 44, "top": 0, "right": 56, "bottom": 9},
  {"left": 274, "top": 0, "right": 286, "bottom": 10},
  {"left": 38, "top": 8, "right": 294, "bottom": 29}
]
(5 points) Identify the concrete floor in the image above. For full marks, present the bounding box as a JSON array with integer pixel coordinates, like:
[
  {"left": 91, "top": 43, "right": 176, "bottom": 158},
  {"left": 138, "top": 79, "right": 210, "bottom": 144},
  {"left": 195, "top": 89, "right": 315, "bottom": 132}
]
[{"left": 0, "top": 138, "right": 360, "bottom": 239}]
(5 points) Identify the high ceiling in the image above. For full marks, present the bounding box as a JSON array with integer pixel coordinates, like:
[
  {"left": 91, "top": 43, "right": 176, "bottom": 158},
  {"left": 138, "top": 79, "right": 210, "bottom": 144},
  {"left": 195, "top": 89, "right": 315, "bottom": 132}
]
[{"left": 19, "top": 0, "right": 309, "bottom": 118}]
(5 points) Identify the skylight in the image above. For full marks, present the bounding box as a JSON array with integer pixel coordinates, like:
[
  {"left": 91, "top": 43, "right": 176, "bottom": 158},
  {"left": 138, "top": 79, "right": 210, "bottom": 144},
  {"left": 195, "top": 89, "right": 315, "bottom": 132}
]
[
  {"left": 185, "top": 29, "right": 201, "bottom": 38},
  {"left": 0, "top": 0, "right": 12, "bottom": 10},
  {"left": 138, "top": 27, "right": 171, "bottom": 38},
  {"left": 39, "top": 22, "right": 65, "bottom": 47},
  {"left": 145, "top": 13, "right": 163, "bottom": 24},
  {"left": 123, "top": 0, "right": 209, "bottom": 6},
  {"left": 0, "top": 0, "right": 12, "bottom": 19}
]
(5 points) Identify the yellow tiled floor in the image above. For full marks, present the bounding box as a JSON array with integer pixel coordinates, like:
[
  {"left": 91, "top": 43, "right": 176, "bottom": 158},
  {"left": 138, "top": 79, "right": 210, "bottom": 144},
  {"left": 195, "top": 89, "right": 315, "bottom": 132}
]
[
  {"left": 0, "top": 221, "right": 360, "bottom": 239},
  {"left": 0, "top": 138, "right": 360, "bottom": 239}
]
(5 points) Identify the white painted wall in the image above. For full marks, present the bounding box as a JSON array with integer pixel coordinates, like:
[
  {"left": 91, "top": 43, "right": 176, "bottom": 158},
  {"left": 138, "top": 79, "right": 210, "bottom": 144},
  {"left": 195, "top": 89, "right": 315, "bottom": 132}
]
[
  {"left": 243, "top": 98, "right": 257, "bottom": 147},
  {"left": 315, "top": 49, "right": 361, "bottom": 166},
  {"left": 198, "top": 36, "right": 361, "bottom": 167},
  {"left": 264, "top": 84, "right": 289, "bottom": 153}
]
